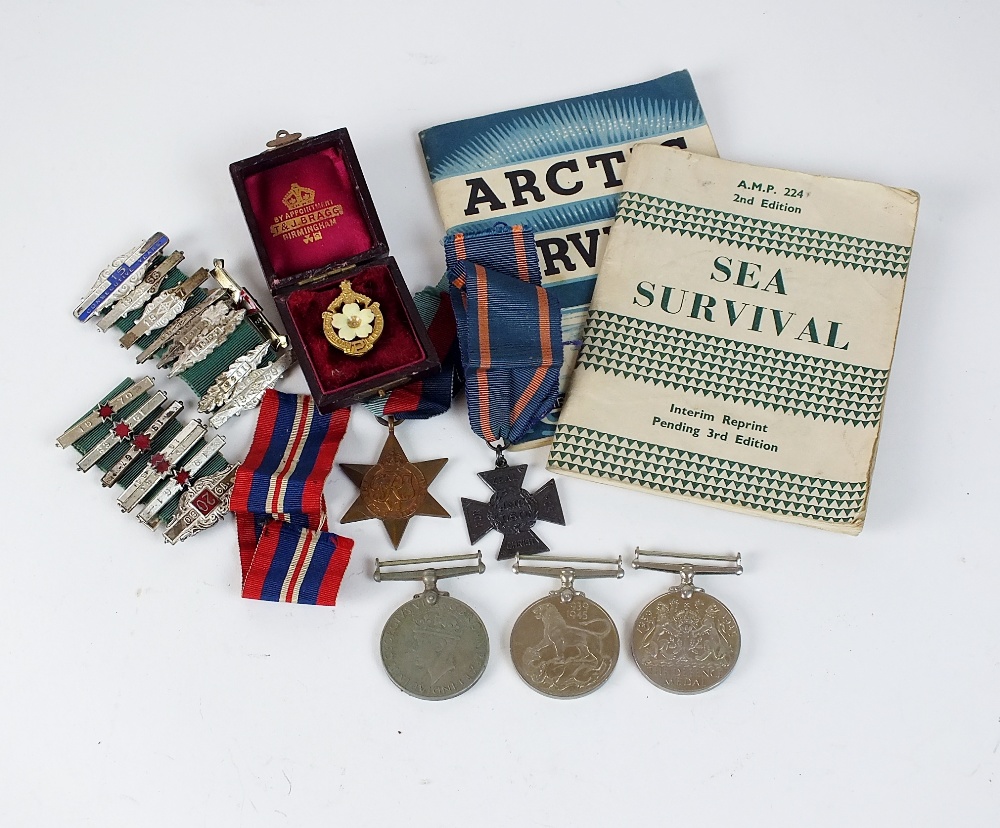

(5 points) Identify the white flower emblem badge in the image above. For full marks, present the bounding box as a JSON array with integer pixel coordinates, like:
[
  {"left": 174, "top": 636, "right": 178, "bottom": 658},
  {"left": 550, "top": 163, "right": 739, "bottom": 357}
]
[
  {"left": 328, "top": 302, "right": 375, "bottom": 341},
  {"left": 321, "top": 280, "right": 384, "bottom": 356}
]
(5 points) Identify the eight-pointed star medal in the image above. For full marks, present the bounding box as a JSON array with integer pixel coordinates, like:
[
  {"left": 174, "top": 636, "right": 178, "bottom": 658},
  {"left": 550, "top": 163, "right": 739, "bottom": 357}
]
[{"left": 340, "top": 425, "right": 449, "bottom": 548}]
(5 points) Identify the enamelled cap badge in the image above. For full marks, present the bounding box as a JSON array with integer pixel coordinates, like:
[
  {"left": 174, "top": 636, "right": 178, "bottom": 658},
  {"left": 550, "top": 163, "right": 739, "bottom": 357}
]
[{"left": 322, "top": 279, "right": 383, "bottom": 356}]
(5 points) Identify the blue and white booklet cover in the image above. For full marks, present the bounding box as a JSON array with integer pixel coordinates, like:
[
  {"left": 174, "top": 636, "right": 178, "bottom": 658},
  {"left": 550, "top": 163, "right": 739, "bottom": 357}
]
[{"left": 419, "top": 71, "right": 718, "bottom": 446}]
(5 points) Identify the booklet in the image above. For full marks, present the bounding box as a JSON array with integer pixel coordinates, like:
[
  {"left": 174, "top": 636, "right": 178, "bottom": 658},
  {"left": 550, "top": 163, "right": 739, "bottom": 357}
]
[
  {"left": 419, "top": 71, "right": 718, "bottom": 445},
  {"left": 549, "top": 144, "right": 919, "bottom": 533}
]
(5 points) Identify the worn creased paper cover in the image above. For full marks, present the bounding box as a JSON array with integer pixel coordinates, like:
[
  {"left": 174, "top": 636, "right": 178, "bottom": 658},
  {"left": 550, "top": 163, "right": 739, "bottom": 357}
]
[{"left": 549, "top": 144, "right": 919, "bottom": 533}]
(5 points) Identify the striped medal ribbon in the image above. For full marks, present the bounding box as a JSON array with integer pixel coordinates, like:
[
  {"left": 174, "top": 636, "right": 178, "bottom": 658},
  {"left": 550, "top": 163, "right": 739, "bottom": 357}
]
[
  {"left": 342, "top": 278, "right": 459, "bottom": 550},
  {"left": 231, "top": 389, "right": 354, "bottom": 605},
  {"left": 362, "top": 276, "right": 460, "bottom": 422},
  {"left": 445, "top": 224, "right": 563, "bottom": 447},
  {"left": 444, "top": 224, "right": 566, "bottom": 559}
]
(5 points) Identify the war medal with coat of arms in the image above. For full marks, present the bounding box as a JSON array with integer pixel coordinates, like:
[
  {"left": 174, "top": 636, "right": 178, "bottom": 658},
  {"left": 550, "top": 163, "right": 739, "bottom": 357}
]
[{"left": 630, "top": 548, "right": 743, "bottom": 694}]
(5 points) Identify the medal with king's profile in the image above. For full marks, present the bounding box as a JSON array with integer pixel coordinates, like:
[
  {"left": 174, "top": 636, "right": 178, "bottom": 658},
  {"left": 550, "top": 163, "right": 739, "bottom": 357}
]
[{"left": 375, "top": 552, "right": 489, "bottom": 701}]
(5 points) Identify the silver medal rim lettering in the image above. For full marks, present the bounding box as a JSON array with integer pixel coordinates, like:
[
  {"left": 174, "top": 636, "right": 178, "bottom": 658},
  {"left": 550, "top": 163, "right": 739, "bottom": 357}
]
[
  {"left": 509, "top": 594, "right": 619, "bottom": 699},
  {"left": 631, "top": 590, "right": 741, "bottom": 694},
  {"left": 380, "top": 594, "right": 489, "bottom": 701}
]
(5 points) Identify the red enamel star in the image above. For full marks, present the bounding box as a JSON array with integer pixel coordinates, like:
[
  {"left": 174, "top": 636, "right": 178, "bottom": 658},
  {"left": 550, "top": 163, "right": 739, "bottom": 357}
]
[
  {"left": 98, "top": 404, "right": 114, "bottom": 419},
  {"left": 133, "top": 433, "right": 151, "bottom": 450},
  {"left": 114, "top": 423, "right": 131, "bottom": 438}
]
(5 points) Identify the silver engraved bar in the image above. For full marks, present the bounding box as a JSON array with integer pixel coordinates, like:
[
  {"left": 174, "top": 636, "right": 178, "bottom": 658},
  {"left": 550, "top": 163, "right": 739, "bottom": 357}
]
[
  {"left": 120, "top": 268, "right": 211, "bottom": 348},
  {"left": 198, "top": 343, "right": 270, "bottom": 413},
  {"left": 208, "top": 348, "right": 295, "bottom": 428},
  {"left": 212, "top": 259, "right": 288, "bottom": 350},
  {"left": 77, "top": 391, "right": 168, "bottom": 472},
  {"left": 168, "top": 308, "right": 246, "bottom": 377},
  {"left": 118, "top": 420, "right": 207, "bottom": 513},
  {"left": 56, "top": 377, "right": 156, "bottom": 448},
  {"left": 138, "top": 434, "right": 227, "bottom": 528},
  {"left": 74, "top": 233, "right": 169, "bottom": 322},
  {"left": 97, "top": 251, "right": 186, "bottom": 332},
  {"left": 101, "top": 400, "right": 184, "bottom": 487},
  {"left": 132, "top": 289, "right": 225, "bottom": 360},
  {"left": 157, "top": 301, "right": 232, "bottom": 369},
  {"left": 163, "top": 465, "right": 237, "bottom": 544}
]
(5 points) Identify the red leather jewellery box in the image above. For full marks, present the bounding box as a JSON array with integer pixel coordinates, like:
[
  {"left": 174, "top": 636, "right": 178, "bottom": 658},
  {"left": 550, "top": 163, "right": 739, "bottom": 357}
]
[{"left": 230, "top": 128, "right": 439, "bottom": 413}]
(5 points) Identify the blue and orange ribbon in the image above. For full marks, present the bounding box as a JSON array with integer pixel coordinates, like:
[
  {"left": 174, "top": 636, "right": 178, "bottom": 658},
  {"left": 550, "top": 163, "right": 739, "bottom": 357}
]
[
  {"left": 445, "top": 225, "right": 562, "bottom": 446},
  {"left": 231, "top": 389, "right": 354, "bottom": 605}
]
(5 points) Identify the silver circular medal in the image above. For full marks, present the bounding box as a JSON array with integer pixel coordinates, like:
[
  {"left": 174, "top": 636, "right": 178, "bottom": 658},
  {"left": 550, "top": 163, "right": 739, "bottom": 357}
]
[
  {"left": 380, "top": 592, "right": 489, "bottom": 700},
  {"left": 632, "top": 589, "right": 741, "bottom": 694},
  {"left": 510, "top": 593, "right": 619, "bottom": 698}
]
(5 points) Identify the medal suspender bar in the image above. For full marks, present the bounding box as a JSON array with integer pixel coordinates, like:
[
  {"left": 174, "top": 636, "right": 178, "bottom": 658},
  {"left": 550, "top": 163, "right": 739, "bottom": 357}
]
[
  {"left": 510, "top": 553, "right": 624, "bottom": 698},
  {"left": 631, "top": 548, "right": 743, "bottom": 694},
  {"left": 374, "top": 552, "right": 489, "bottom": 700}
]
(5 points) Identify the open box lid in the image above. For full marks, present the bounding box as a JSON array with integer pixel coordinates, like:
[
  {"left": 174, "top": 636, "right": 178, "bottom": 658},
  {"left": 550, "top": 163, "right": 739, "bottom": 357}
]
[{"left": 230, "top": 128, "right": 389, "bottom": 294}]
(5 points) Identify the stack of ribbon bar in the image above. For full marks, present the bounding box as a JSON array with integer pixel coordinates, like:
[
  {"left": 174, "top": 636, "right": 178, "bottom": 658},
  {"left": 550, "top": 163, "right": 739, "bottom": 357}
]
[
  {"left": 73, "top": 233, "right": 295, "bottom": 427},
  {"left": 57, "top": 377, "right": 235, "bottom": 544},
  {"left": 230, "top": 389, "right": 355, "bottom": 605}
]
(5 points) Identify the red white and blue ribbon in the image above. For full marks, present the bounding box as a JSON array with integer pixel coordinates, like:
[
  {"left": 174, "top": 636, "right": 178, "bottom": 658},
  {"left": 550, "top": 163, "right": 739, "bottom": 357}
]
[
  {"left": 362, "top": 277, "right": 460, "bottom": 422},
  {"left": 241, "top": 522, "right": 353, "bottom": 605},
  {"left": 445, "top": 224, "right": 562, "bottom": 446},
  {"left": 231, "top": 389, "right": 354, "bottom": 605},
  {"left": 232, "top": 390, "right": 348, "bottom": 519}
]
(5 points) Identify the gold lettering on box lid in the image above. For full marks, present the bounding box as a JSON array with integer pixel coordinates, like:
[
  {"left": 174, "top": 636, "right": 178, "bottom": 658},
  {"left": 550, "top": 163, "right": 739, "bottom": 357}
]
[{"left": 271, "top": 183, "right": 343, "bottom": 243}]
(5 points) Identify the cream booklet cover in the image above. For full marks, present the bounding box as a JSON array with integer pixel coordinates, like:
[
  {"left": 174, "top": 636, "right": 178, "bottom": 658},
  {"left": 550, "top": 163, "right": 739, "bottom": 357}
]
[{"left": 549, "top": 145, "right": 919, "bottom": 532}]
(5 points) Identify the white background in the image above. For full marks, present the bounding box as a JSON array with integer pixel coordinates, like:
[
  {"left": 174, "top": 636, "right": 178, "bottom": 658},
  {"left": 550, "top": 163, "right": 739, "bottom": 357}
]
[{"left": 2, "top": 1, "right": 997, "bottom": 825}]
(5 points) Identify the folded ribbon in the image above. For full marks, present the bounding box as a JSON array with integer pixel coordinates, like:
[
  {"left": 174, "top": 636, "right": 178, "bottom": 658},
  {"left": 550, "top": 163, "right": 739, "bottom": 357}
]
[
  {"left": 362, "top": 276, "right": 460, "bottom": 422},
  {"left": 445, "top": 224, "right": 562, "bottom": 446},
  {"left": 230, "top": 389, "right": 354, "bottom": 605}
]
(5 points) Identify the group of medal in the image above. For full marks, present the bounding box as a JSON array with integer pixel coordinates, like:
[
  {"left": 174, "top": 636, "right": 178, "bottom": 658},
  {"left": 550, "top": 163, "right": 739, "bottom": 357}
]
[
  {"left": 59, "top": 233, "right": 294, "bottom": 543},
  {"left": 59, "top": 212, "right": 747, "bottom": 701},
  {"left": 376, "top": 548, "right": 742, "bottom": 700}
]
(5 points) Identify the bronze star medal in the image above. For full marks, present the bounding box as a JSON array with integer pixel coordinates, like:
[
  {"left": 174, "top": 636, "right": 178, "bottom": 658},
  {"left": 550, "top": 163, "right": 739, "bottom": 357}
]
[{"left": 340, "top": 420, "right": 449, "bottom": 548}]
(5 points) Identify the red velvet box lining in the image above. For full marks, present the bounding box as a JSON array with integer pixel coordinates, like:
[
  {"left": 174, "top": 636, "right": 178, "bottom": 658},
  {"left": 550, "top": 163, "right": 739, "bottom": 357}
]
[
  {"left": 281, "top": 264, "right": 426, "bottom": 397},
  {"left": 243, "top": 145, "right": 376, "bottom": 282}
]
